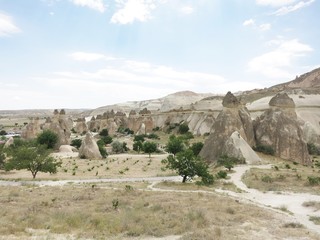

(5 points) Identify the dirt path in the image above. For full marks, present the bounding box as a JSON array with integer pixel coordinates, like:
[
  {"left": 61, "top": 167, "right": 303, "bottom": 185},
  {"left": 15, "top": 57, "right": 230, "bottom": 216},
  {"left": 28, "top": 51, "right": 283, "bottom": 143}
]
[
  {"left": 1, "top": 164, "right": 320, "bottom": 236},
  {"left": 219, "top": 164, "right": 320, "bottom": 235}
]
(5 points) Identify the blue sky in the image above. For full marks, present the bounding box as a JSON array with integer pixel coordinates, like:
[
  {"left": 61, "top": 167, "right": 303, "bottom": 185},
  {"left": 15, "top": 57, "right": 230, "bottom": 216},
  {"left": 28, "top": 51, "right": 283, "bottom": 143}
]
[{"left": 0, "top": 0, "right": 318, "bottom": 110}]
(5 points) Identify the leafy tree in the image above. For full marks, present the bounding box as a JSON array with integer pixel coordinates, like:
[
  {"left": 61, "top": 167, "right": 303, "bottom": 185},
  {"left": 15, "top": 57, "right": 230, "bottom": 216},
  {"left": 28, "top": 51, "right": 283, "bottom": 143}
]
[
  {"left": 37, "top": 130, "right": 59, "bottom": 149},
  {"left": 99, "top": 128, "right": 109, "bottom": 137},
  {"left": 307, "top": 143, "right": 320, "bottom": 156},
  {"left": 133, "top": 140, "right": 143, "bottom": 153},
  {"left": 5, "top": 145, "right": 61, "bottom": 179},
  {"left": 190, "top": 142, "right": 204, "bottom": 156},
  {"left": 70, "top": 139, "right": 82, "bottom": 149},
  {"left": 165, "top": 135, "right": 185, "bottom": 156},
  {"left": 178, "top": 123, "right": 189, "bottom": 134},
  {"left": 143, "top": 141, "right": 157, "bottom": 158},
  {"left": 146, "top": 133, "right": 160, "bottom": 140},
  {"left": 134, "top": 135, "right": 145, "bottom": 142},
  {"left": 0, "top": 130, "right": 7, "bottom": 136},
  {"left": 111, "top": 141, "right": 127, "bottom": 153},
  {"left": 97, "top": 140, "right": 107, "bottom": 158},
  {"left": 101, "top": 136, "right": 113, "bottom": 144},
  {"left": 217, "top": 155, "right": 245, "bottom": 171},
  {"left": 162, "top": 149, "right": 213, "bottom": 184}
]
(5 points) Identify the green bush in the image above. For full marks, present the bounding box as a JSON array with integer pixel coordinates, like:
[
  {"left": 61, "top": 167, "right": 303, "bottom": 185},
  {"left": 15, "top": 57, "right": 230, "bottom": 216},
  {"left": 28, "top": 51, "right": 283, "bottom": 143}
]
[
  {"left": 111, "top": 141, "right": 127, "bottom": 153},
  {"left": 101, "top": 136, "right": 113, "bottom": 144},
  {"left": 97, "top": 140, "right": 107, "bottom": 158},
  {"left": 99, "top": 128, "right": 109, "bottom": 137},
  {"left": 253, "top": 144, "right": 275, "bottom": 156},
  {"left": 216, "top": 170, "right": 227, "bottom": 179},
  {"left": 147, "top": 133, "right": 160, "bottom": 140},
  {"left": 0, "top": 130, "right": 7, "bottom": 136},
  {"left": 37, "top": 130, "right": 59, "bottom": 149},
  {"left": 261, "top": 175, "right": 273, "bottom": 183},
  {"left": 71, "top": 139, "right": 82, "bottom": 149},
  {"left": 307, "top": 176, "right": 320, "bottom": 185},
  {"left": 307, "top": 143, "right": 320, "bottom": 155},
  {"left": 134, "top": 135, "right": 145, "bottom": 142},
  {"left": 178, "top": 123, "right": 189, "bottom": 134},
  {"left": 190, "top": 142, "right": 204, "bottom": 156}
]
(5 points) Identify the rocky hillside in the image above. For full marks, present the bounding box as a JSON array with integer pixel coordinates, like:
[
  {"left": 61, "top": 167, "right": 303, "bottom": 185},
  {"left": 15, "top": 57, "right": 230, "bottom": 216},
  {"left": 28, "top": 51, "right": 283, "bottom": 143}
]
[{"left": 89, "top": 91, "right": 214, "bottom": 116}]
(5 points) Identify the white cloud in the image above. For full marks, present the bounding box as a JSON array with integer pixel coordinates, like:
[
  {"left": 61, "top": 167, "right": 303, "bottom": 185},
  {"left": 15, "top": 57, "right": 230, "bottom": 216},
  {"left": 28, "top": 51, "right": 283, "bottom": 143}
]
[
  {"left": 248, "top": 39, "right": 313, "bottom": 79},
  {"left": 273, "top": 0, "right": 314, "bottom": 16},
  {"left": 111, "top": 0, "right": 157, "bottom": 24},
  {"left": 259, "top": 23, "right": 271, "bottom": 31},
  {"left": 69, "top": 52, "right": 116, "bottom": 61},
  {"left": 243, "top": 19, "right": 255, "bottom": 26},
  {"left": 70, "top": 0, "right": 106, "bottom": 12},
  {"left": 256, "top": 0, "right": 297, "bottom": 7},
  {"left": 180, "top": 6, "right": 194, "bottom": 14},
  {"left": 0, "top": 13, "right": 20, "bottom": 37},
  {"left": 243, "top": 19, "right": 271, "bottom": 31}
]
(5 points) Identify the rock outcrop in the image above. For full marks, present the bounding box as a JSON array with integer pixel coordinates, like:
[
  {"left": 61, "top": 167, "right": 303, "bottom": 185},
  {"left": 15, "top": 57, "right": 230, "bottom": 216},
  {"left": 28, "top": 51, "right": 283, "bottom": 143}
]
[
  {"left": 254, "top": 93, "right": 311, "bottom": 165},
  {"left": 224, "top": 131, "right": 261, "bottom": 164},
  {"left": 78, "top": 133, "right": 102, "bottom": 159},
  {"left": 21, "top": 117, "right": 42, "bottom": 139},
  {"left": 42, "top": 109, "right": 72, "bottom": 148},
  {"left": 74, "top": 118, "right": 88, "bottom": 134},
  {"left": 200, "top": 92, "right": 255, "bottom": 163}
]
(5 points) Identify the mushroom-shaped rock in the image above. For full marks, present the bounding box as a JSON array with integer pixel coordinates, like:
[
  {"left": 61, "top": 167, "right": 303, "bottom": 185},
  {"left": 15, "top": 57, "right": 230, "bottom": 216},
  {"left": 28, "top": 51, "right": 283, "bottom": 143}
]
[
  {"left": 78, "top": 133, "right": 102, "bottom": 159},
  {"left": 269, "top": 93, "right": 295, "bottom": 108},
  {"left": 222, "top": 92, "right": 240, "bottom": 108}
]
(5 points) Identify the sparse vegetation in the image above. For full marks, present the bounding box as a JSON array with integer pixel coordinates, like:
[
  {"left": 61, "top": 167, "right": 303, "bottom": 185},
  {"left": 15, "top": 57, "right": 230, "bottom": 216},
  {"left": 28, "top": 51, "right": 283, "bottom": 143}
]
[
  {"left": 70, "top": 138, "right": 82, "bottom": 149},
  {"left": 217, "top": 155, "right": 245, "bottom": 171},
  {"left": 307, "top": 143, "right": 320, "bottom": 155},
  {"left": 253, "top": 144, "right": 275, "bottom": 156}
]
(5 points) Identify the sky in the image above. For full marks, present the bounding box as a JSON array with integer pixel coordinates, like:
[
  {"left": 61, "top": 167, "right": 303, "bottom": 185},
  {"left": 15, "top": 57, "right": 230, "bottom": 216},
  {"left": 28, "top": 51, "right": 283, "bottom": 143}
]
[{"left": 0, "top": 0, "right": 319, "bottom": 110}]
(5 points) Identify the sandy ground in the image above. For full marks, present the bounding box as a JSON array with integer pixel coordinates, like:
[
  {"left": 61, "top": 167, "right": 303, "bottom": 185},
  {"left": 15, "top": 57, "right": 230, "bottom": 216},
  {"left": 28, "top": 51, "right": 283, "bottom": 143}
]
[{"left": 218, "top": 164, "right": 320, "bottom": 235}]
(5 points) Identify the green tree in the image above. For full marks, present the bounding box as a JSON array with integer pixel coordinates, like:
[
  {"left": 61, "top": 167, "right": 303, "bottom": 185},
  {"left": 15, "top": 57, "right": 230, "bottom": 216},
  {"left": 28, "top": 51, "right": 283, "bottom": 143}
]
[
  {"left": 133, "top": 140, "right": 143, "bottom": 153},
  {"left": 190, "top": 142, "right": 204, "bottom": 156},
  {"left": 217, "top": 155, "right": 245, "bottom": 171},
  {"left": 101, "top": 136, "right": 113, "bottom": 144},
  {"left": 70, "top": 139, "right": 82, "bottom": 149},
  {"left": 111, "top": 141, "right": 127, "bottom": 153},
  {"left": 5, "top": 145, "right": 61, "bottom": 179},
  {"left": 178, "top": 123, "right": 189, "bottom": 134},
  {"left": 37, "top": 130, "right": 59, "bottom": 149},
  {"left": 99, "top": 128, "right": 109, "bottom": 137},
  {"left": 162, "top": 149, "right": 213, "bottom": 184},
  {"left": 0, "top": 130, "right": 7, "bottom": 135},
  {"left": 134, "top": 135, "right": 145, "bottom": 142},
  {"left": 97, "top": 140, "right": 108, "bottom": 158},
  {"left": 165, "top": 135, "right": 185, "bottom": 156},
  {"left": 143, "top": 141, "right": 157, "bottom": 158}
]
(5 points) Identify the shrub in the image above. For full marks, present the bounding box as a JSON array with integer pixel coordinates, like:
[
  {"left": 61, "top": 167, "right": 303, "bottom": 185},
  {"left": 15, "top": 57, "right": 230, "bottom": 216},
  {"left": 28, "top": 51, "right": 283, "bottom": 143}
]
[
  {"left": 178, "top": 123, "right": 189, "bottom": 134},
  {"left": 261, "top": 175, "right": 273, "bottom": 183},
  {"left": 101, "top": 136, "right": 113, "bottom": 144},
  {"left": 190, "top": 142, "right": 204, "bottom": 156},
  {"left": 217, "top": 155, "right": 245, "bottom": 171},
  {"left": 142, "top": 141, "right": 157, "bottom": 158},
  {"left": 133, "top": 141, "right": 143, "bottom": 153},
  {"left": 97, "top": 140, "right": 107, "bottom": 158},
  {"left": 134, "top": 135, "right": 145, "bottom": 142},
  {"left": 99, "top": 128, "right": 109, "bottom": 137},
  {"left": 71, "top": 139, "right": 82, "bottom": 149},
  {"left": 307, "top": 143, "right": 320, "bottom": 155},
  {"left": 0, "top": 130, "right": 7, "bottom": 135},
  {"left": 37, "top": 130, "right": 59, "bottom": 149},
  {"left": 253, "top": 144, "right": 275, "bottom": 156},
  {"left": 111, "top": 141, "right": 127, "bottom": 153},
  {"left": 147, "top": 133, "right": 159, "bottom": 140},
  {"left": 216, "top": 170, "right": 227, "bottom": 179},
  {"left": 307, "top": 176, "right": 320, "bottom": 186}
]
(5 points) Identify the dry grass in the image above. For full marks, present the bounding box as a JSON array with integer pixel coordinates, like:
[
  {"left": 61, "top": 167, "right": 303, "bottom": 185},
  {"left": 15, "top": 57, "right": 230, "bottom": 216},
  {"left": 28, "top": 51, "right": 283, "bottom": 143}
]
[
  {"left": 242, "top": 158, "right": 320, "bottom": 194},
  {"left": 0, "top": 153, "right": 176, "bottom": 180},
  {"left": 0, "top": 184, "right": 318, "bottom": 240}
]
